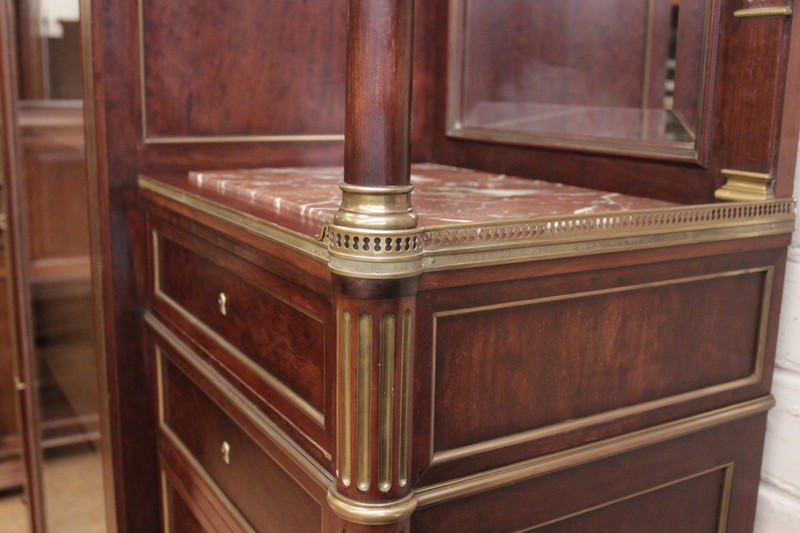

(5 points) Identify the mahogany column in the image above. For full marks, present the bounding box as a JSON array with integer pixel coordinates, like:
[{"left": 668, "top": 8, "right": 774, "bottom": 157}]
[
  {"left": 334, "top": 0, "right": 417, "bottom": 231},
  {"left": 328, "top": 1, "right": 421, "bottom": 531}
]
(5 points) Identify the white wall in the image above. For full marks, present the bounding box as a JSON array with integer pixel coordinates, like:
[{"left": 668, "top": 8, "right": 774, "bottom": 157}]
[{"left": 754, "top": 145, "right": 800, "bottom": 532}]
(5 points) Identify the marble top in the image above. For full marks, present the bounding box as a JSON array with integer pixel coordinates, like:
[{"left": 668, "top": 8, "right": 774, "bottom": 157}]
[{"left": 189, "top": 163, "right": 676, "bottom": 237}]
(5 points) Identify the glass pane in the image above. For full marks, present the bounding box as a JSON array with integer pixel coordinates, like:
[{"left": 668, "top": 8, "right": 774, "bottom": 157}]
[{"left": 449, "top": 0, "right": 710, "bottom": 158}]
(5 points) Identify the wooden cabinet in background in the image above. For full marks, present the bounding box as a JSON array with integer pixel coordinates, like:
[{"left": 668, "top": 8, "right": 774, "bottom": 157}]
[{"left": 18, "top": 101, "right": 97, "bottom": 450}]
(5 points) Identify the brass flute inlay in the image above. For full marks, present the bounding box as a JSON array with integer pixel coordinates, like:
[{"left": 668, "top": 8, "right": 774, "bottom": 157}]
[
  {"left": 340, "top": 310, "right": 353, "bottom": 488},
  {"left": 357, "top": 313, "right": 373, "bottom": 492},
  {"left": 379, "top": 313, "right": 396, "bottom": 493},
  {"left": 734, "top": 7, "right": 792, "bottom": 18},
  {"left": 398, "top": 310, "right": 412, "bottom": 488}
]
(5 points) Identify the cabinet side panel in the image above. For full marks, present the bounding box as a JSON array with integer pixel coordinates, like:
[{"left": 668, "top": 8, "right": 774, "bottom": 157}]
[{"left": 434, "top": 269, "right": 768, "bottom": 452}]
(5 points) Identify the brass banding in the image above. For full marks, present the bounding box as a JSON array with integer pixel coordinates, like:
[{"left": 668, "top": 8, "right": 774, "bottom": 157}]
[{"left": 334, "top": 183, "right": 418, "bottom": 231}]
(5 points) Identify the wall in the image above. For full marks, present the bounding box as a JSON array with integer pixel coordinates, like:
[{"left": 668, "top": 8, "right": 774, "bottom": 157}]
[{"left": 755, "top": 142, "right": 800, "bottom": 531}]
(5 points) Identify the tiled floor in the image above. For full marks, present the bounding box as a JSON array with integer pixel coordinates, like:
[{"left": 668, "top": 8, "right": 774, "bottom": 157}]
[{"left": 0, "top": 446, "right": 106, "bottom": 533}]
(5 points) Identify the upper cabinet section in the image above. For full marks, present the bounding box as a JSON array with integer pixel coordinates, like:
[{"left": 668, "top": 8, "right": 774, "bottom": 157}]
[
  {"left": 448, "top": 0, "right": 713, "bottom": 160},
  {"left": 139, "top": 0, "right": 347, "bottom": 144},
  {"left": 433, "top": 0, "right": 800, "bottom": 203}
]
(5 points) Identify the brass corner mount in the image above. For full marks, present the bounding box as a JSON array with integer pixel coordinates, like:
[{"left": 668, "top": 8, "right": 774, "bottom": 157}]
[
  {"left": 333, "top": 183, "right": 418, "bottom": 231},
  {"left": 715, "top": 169, "right": 774, "bottom": 202}
]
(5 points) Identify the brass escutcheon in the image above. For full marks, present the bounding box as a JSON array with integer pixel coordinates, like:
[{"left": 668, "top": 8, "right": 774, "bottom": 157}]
[{"left": 220, "top": 441, "right": 231, "bottom": 465}]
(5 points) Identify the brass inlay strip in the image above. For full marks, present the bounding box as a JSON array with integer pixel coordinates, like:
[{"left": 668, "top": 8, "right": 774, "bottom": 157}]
[
  {"left": 155, "top": 347, "right": 166, "bottom": 425},
  {"left": 146, "top": 312, "right": 334, "bottom": 492},
  {"left": 398, "top": 311, "right": 412, "bottom": 488},
  {"left": 161, "top": 473, "right": 172, "bottom": 533},
  {"left": 357, "top": 313, "right": 373, "bottom": 492},
  {"left": 734, "top": 7, "right": 792, "bottom": 18},
  {"left": 513, "top": 464, "right": 735, "bottom": 533},
  {"left": 431, "top": 267, "right": 774, "bottom": 463},
  {"left": 378, "top": 314, "right": 396, "bottom": 493},
  {"left": 151, "top": 231, "right": 325, "bottom": 426},
  {"left": 144, "top": 134, "right": 345, "bottom": 145},
  {"left": 416, "top": 397, "right": 773, "bottom": 507},
  {"left": 340, "top": 311, "right": 352, "bottom": 488},
  {"left": 139, "top": 176, "right": 328, "bottom": 262},
  {"left": 717, "top": 465, "right": 735, "bottom": 533},
  {"left": 136, "top": 0, "right": 344, "bottom": 145}
]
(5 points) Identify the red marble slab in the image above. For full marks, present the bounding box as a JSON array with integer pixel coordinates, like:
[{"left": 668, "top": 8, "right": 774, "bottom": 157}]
[{"left": 189, "top": 163, "right": 677, "bottom": 238}]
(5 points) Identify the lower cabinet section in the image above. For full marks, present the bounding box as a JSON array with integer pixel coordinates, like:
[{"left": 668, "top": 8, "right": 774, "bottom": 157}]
[
  {"left": 412, "top": 411, "right": 767, "bottom": 533},
  {"left": 151, "top": 306, "right": 770, "bottom": 532}
]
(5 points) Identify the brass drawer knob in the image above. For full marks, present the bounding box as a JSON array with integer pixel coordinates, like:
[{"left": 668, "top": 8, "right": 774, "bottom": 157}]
[
  {"left": 218, "top": 292, "right": 228, "bottom": 316},
  {"left": 220, "top": 441, "right": 231, "bottom": 465}
]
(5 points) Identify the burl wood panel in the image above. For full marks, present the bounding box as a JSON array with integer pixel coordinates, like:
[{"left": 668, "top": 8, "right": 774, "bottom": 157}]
[
  {"left": 141, "top": 0, "right": 346, "bottom": 139},
  {"left": 433, "top": 269, "right": 767, "bottom": 451},
  {"left": 413, "top": 413, "right": 766, "bottom": 532},
  {"left": 161, "top": 354, "right": 322, "bottom": 533},
  {"left": 155, "top": 231, "right": 327, "bottom": 414}
]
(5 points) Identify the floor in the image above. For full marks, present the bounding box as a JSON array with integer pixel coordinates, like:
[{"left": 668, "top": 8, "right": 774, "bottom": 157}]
[{"left": 0, "top": 445, "right": 106, "bottom": 533}]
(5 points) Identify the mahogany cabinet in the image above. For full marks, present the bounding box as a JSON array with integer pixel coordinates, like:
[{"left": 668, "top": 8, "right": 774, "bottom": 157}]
[{"left": 84, "top": 0, "right": 800, "bottom": 531}]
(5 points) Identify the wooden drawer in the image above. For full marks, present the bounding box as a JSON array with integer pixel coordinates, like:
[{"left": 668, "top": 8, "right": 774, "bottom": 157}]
[
  {"left": 148, "top": 218, "right": 332, "bottom": 458},
  {"left": 413, "top": 408, "right": 769, "bottom": 532},
  {"left": 156, "top": 339, "right": 323, "bottom": 533}
]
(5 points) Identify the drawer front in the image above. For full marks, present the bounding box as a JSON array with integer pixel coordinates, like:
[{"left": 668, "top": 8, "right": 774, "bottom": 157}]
[
  {"left": 413, "top": 410, "right": 767, "bottom": 532},
  {"left": 152, "top": 225, "right": 328, "bottom": 427},
  {"left": 163, "top": 478, "right": 212, "bottom": 533},
  {"left": 158, "top": 346, "right": 322, "bottom": 533}
]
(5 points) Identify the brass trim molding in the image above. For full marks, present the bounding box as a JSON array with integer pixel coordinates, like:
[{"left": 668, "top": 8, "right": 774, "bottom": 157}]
[
  {"left": 139, "top": 175, "right": 328, "bottom": 261},
  {"left": 327, "top": 490, "right": 418, "bottom": 526},
  {"left": 329, "top": 397, "right": 768, "bottom": 523},
  {"left": 415, "top": 397, "right": 774, "bottom": 508},
  {"left": 734, "top": 7, "right": 793, "bottom": 18},
  {"left": 715, "top": 169, "right": 775, "bottom": 202},
  {"left": 141, "top": 174, "right": 795, "bottom": 278}
]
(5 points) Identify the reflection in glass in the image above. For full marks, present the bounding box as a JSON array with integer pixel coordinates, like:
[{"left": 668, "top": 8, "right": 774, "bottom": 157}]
[{"left": 449, "top": 0, "right": 710, "bottom": 157}]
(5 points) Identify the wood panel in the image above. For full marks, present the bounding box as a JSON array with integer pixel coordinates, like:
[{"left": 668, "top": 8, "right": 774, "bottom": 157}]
[
  {"left": 412, "top": 412, "right": 766, "bottom": 533},
  {"left": 414, "top": 244, "right": 787, "bottom": 484},
  {"left": 159, "top": 346, "right": 323, "bottom": 533},
  {"left": 154, "top": 231, "right": 327, "bottom": 415},
  {"left": 163, "top": 481, "right": 210, "bottom": 533},
  {"left": 141, "top": 0, "right": 346, "bottom": 141},
  {"left": 432, "top": 268, "right": 768, "bottom": 452},
  {"left": 19, "top": 102, "right": 89, "bottom": 264}
]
